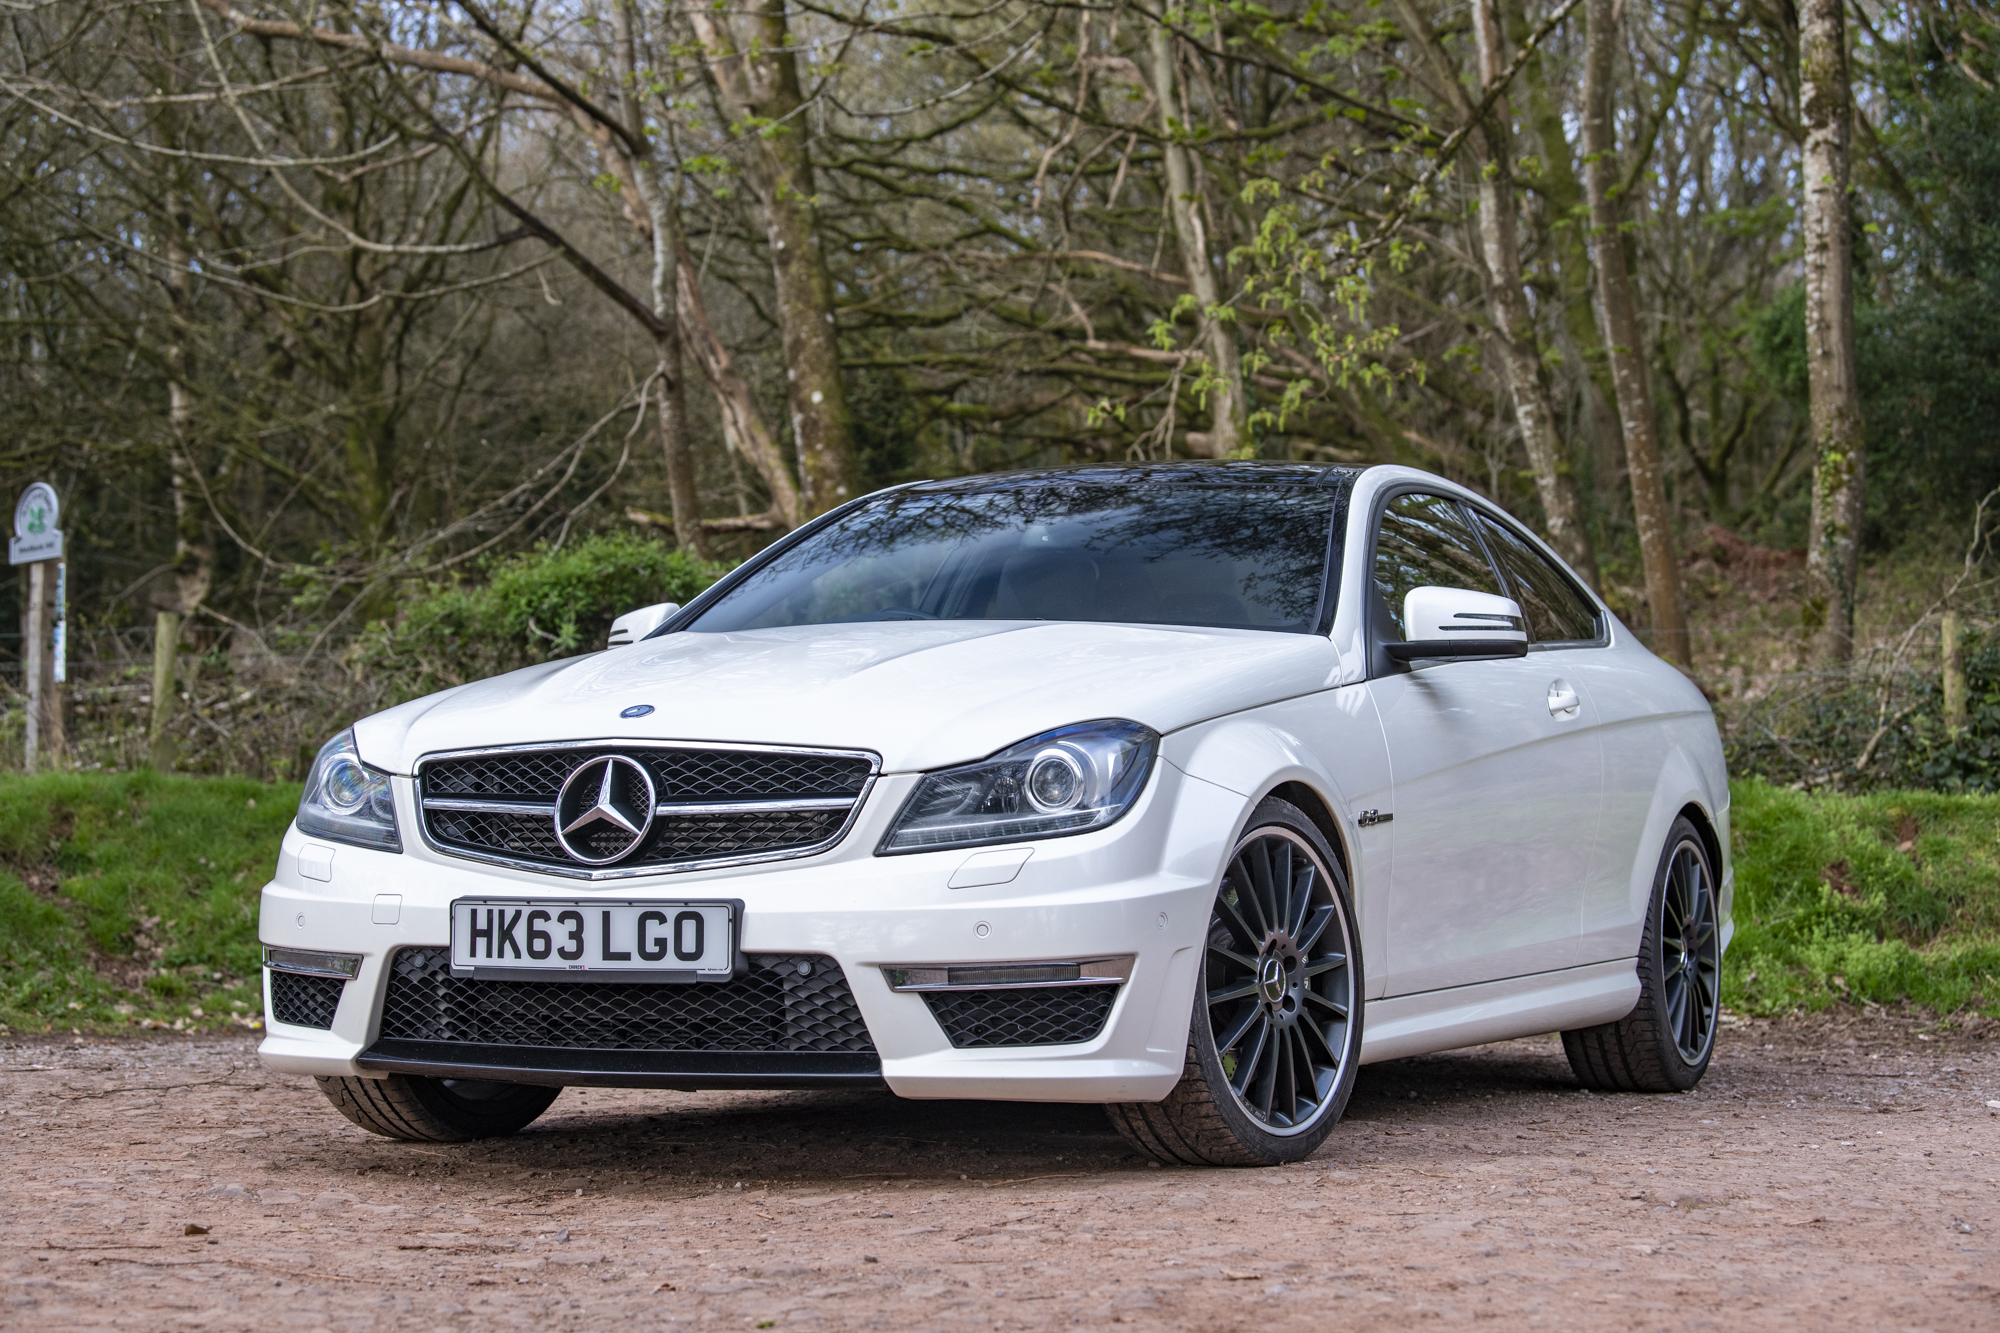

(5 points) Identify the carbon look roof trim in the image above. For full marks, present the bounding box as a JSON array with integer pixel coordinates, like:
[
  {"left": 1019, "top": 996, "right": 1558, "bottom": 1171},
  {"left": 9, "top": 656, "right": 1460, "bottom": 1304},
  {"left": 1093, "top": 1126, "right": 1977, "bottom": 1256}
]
[{"left": 412, "top": 738, "right": 880, "bottom": 882}]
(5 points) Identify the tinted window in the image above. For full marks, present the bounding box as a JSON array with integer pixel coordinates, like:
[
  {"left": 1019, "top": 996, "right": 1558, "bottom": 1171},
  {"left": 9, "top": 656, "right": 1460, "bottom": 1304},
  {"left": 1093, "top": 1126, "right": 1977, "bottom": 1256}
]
[
  {"left": 1472, "top": 513, "right": 1600, "bottom": 643},
  {"left": 684, "top": 483, "right": 1340, "bottom": 633},
  {"left": 1371, "top": 493, "right": 1502, "bottom": 639}
]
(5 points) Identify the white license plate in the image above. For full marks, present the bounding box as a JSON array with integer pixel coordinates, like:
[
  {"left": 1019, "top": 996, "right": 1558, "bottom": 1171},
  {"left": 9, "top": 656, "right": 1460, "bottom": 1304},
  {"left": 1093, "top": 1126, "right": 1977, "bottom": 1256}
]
[{"left": 449, "top": 899, "right": 735, "bottom": 979}]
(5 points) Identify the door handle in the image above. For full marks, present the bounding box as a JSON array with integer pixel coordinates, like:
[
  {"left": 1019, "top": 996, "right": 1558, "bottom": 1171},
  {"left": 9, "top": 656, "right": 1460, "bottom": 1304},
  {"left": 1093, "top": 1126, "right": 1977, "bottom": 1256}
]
[{"left": 1547, "top": 681, "right": 1580, "bottom": 717}]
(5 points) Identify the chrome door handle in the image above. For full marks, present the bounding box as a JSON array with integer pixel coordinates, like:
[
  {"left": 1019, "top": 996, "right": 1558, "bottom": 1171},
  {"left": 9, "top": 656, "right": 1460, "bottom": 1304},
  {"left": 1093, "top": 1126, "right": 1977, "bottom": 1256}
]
[{"left": 1547, "top": 682, "right": 1580, "bottom": 717}]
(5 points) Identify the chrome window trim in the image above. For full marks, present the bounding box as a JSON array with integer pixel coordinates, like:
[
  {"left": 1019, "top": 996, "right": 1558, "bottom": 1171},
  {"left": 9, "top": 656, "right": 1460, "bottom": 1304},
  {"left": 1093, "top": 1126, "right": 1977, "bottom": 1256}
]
[
  {"left": 881, "top": 956, "right": 1134, "bottom": 992},
  {"left": 412, "top": 739, "right": 881, "bottom": 882}
]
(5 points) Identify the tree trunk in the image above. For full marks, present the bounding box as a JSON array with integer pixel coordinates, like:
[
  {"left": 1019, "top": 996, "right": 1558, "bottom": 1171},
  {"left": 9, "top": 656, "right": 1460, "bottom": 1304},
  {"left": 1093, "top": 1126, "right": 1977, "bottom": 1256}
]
[
  {"left": 679, "top": 250, "right": 801, "bottom": 528},
  {"left": 1800, "top": 0, "right": 1865, "bottom": 664},
  {"left": 611, "top": 0, "right": 708, "bottom": 558},
  {"left": 1467, "top": 0, "right": 1598, "bottom": 586},
  {"left": 1145, "top": 12, "right": 1247, "bottom": 459},
  {"left": 1581, "top": 0, "right": 1688, "bottom": 664},
  {"left": 690, "top": 1, "right": 860, "bottom": 516},
  {"left": 157, "top": 223, "right": 210, "bottom": 770}
]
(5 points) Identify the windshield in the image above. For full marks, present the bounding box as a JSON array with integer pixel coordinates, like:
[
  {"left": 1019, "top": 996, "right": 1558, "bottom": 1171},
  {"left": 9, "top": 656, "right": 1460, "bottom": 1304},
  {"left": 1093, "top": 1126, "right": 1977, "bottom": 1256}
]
[{"left": 682, "top": 482, "right": 1340, "bottom": 634}]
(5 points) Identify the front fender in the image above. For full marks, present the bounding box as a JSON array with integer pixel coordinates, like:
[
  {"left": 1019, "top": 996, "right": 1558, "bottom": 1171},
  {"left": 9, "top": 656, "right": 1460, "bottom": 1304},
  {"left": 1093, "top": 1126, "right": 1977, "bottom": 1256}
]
[{"left": 1161, "top": 684, "right": 1395, "bottom": 998}]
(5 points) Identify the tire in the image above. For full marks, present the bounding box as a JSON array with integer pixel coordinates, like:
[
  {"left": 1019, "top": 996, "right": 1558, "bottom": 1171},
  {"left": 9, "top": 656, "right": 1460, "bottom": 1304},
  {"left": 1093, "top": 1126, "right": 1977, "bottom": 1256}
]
[
  {"left": 1108, "top": 798, "right": 1364, "bottom": 1167},
  {"left": 315, "top": 1074, "right": 561, "bottom": 1143},
  {"left": 1562, "top": 815, "right": 1721, "bottom": 1093}
]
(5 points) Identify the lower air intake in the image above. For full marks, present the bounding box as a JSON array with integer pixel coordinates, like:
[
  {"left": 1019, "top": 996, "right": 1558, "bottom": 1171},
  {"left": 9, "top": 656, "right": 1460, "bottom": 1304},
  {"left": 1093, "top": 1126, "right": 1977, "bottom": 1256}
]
[
  {"left": 268, "top": 972, "right": 345, "bottom": 1030},
  {"left": 922, "top": 986, "right": 1117, "bottom": 1048},
  {"left": 377, "top": 947, "right": 875, "bottom": 1054}
]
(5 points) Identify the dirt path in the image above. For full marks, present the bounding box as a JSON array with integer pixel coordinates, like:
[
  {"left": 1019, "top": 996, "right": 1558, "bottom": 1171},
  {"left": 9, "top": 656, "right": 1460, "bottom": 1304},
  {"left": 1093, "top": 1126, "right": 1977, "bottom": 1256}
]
[{"left": 2, "top": 1014, "right": 1995, "bottom": 1331}]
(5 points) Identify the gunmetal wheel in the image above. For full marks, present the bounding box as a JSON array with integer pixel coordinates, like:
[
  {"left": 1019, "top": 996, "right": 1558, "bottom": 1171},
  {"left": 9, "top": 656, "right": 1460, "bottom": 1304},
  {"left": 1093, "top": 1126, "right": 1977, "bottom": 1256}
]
[
  {"left": 1563, "top": 815, "right": 1720, "bottom": 1092},
  {"left": 1107, "top": 798, "right": 1363, "bottom": 1166}
]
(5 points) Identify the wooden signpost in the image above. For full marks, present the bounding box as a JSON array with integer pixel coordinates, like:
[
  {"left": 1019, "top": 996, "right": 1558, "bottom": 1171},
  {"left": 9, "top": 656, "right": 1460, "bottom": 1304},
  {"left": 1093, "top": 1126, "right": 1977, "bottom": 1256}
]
[{"left": 12, "top": 482, "right": 65, "bottom": 772}]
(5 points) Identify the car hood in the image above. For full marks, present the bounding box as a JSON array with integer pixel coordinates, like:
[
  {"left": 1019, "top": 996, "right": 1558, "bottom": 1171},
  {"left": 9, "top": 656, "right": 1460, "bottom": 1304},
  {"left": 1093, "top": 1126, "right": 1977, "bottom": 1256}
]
[{"left": 352, "top": 621, "right": 1343, "bottom": 775}]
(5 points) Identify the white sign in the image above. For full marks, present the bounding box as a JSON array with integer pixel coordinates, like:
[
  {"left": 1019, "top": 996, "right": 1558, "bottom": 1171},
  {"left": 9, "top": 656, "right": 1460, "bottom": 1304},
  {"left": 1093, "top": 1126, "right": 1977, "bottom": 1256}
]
[
  {"left": 14, "top": 482, "right": 56, "bottom": 538},
  {"left": 10, "top": 482, "right": 61, "bottom": 565}
]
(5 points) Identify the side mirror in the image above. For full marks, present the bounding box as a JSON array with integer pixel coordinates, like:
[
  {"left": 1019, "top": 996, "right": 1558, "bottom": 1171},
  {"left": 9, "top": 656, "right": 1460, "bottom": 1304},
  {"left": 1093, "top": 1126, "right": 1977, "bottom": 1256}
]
[
  {"left": 606, "top": 602, "right": 681, "bottom": 648},
  {"left": 1386, "top": 586, "right": 1528, "bottom": 661}
]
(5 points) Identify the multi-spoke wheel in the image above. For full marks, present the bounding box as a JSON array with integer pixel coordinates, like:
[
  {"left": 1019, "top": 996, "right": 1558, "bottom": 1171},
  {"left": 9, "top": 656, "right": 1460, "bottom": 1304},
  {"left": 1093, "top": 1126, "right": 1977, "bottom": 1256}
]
[
  {"left": 1562, "top": 815, "right": 1721, "bottom": 1093},
  {"left": 1107, "top": 797, "right": 1363, "bottom": 1166}
]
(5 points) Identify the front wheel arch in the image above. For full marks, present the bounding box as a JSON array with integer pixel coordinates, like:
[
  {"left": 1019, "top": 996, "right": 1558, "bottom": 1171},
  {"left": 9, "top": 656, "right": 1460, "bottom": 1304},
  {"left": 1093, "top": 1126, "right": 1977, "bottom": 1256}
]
[{"left": 1108, "top": 796, "right": 1364, "bottom": 1166}]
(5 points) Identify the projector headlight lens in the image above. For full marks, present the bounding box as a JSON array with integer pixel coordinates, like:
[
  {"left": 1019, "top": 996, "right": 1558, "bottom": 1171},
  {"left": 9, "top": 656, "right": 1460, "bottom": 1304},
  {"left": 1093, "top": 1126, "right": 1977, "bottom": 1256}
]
[
  {"left": 296, "top": 730, "right": 402, "bottom": 852},
  {"left": 878, "top": 719, "right": 1158, "bottom": 854}
]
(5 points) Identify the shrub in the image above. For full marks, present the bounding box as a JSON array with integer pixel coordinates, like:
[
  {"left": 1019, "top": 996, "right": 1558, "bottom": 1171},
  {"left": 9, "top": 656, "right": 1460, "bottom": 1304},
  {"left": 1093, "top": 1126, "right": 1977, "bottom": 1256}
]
[{"left": 353, "top": 533, "right": 727, "bottom": 703}]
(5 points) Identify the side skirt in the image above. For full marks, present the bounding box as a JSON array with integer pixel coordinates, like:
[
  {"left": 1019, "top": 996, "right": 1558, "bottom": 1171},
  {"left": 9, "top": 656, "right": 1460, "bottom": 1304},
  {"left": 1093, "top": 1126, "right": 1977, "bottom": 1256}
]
[{"left": 1357, "top": 960, "right": 1639, "bottom": 1065}]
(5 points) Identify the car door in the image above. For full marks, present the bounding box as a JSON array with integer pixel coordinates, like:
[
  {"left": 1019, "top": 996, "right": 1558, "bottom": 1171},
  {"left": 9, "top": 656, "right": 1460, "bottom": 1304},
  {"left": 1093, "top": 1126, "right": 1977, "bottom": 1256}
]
[{"left": 1363, "top": 491, "right": 1604, "bottom": 996}]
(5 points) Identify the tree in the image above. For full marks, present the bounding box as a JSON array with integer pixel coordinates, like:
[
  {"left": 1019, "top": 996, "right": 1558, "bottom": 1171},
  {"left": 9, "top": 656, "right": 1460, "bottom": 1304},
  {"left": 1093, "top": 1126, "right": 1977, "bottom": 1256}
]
[
  {"left": 1582, "top": 0, "right": 1687, "bottom": 661},
  {"left": 1800, "top": 0, "right": 1864, "bottom": 662}
]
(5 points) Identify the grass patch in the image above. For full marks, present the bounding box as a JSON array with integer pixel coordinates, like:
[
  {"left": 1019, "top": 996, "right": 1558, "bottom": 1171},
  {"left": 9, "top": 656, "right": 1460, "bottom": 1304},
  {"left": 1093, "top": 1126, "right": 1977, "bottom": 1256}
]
[
  {"left": 1727, "top": 777, "right": 2000, "bottom": 1017},
  {"left": 0, "top": 770, "right": 297, "bottom": 1035},
  {"left": 4, "top": 771, "right": 1998, "bottom": 1034}
]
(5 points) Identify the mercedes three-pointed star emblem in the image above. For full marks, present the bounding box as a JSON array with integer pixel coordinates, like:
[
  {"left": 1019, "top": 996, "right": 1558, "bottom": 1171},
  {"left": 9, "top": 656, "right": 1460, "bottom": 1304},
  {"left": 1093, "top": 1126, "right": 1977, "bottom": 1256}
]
[{"left": 553, "top": 754, "right": 657, "bottom": 864}]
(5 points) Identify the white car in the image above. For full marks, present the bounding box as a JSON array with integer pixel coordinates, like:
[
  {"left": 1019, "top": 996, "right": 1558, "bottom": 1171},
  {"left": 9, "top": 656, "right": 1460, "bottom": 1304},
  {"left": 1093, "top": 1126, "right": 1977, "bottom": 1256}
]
[{"left": 260, "top": 463, "right": 1728, "bottom": 1166}]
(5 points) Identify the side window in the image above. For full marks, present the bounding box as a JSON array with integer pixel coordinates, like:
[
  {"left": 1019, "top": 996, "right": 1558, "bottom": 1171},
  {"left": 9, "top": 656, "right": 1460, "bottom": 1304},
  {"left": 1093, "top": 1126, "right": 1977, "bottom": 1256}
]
[
  {"left": 1472, "top": 513, "right": 1601, "bottom": 644},
  {"left": 1371, "top": 492, "right": 1502, "bottom": 639}
]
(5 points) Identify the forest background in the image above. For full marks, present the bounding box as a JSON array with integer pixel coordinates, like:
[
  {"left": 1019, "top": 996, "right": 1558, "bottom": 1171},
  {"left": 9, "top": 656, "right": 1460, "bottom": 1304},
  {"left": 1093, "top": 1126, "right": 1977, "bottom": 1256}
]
[
  {"left": 6, "top": 0, "right": 2000, "bottom": 1033},
  {"left": 1, "top": 0, "right": 1998, "bottom": 789}
]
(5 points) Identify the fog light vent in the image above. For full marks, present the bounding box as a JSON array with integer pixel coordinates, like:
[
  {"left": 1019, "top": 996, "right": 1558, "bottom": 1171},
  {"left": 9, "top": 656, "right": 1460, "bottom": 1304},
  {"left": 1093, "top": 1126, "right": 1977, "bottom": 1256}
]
[
  {"left": 922, "top": 986, "right": 1117, "bottom": 1048},
  {"left": 269, "top": 972, "right": 345, "bottom": 1029}
]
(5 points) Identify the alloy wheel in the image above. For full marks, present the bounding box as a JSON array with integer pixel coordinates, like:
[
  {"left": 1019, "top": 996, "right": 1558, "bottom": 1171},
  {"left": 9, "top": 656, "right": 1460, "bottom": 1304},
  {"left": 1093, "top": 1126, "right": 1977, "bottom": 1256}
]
[
  {"left": 1661, "top": 837, "right": 1720, "bottom": 1065},
  {"left": 1203, "top": 827, "right": 1355, "bottom": 1134}
]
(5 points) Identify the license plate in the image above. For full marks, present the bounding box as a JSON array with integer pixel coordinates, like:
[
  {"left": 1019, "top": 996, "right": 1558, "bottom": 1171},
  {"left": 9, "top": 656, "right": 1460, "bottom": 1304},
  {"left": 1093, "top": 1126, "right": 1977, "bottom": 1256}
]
[{"left": 449, "top": 899, "right": 736, "bottom": 980}]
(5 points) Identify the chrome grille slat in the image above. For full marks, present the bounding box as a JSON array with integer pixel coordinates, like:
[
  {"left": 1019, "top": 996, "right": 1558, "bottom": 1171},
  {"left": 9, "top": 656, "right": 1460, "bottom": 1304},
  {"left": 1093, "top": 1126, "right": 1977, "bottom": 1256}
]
[{"left": 417, "top": 741, "right": 877, "bottom": 879}]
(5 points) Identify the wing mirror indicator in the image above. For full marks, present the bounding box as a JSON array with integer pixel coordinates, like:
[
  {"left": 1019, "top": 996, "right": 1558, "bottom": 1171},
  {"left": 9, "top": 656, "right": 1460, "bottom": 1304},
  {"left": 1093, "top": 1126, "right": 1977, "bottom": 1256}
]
[
  {"left": 607, "top": 602, "right": 681, "bottom": 648},
  {"left": 1386, "top": 586, "right": 1530, "bottom": 662}
]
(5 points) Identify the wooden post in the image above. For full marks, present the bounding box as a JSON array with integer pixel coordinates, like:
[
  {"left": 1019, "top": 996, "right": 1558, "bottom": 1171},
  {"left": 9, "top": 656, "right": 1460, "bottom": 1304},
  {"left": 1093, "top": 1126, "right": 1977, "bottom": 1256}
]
[
  {"left": 1943, "top": 610, "right": 1968, "bottom": 734},
  {"left": 23, "top": 561, "right": 43, "bottom": 773},
  {"left": 150, "top": 610, "right": 180, "bottom": 771},
  {"left": 21, "top": 559, "right": 67, "bottom": 771}
]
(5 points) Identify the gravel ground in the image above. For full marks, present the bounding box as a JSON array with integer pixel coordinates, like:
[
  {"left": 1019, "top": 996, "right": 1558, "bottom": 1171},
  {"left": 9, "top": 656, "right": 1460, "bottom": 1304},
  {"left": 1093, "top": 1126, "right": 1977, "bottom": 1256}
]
[{"left": 2, "top": 1013, "right": 1996, "bottom": 1331}]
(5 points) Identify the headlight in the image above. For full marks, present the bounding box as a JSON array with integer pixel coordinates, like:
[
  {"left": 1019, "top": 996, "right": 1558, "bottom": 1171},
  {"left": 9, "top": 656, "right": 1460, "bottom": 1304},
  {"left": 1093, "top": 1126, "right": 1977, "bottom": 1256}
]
[
  {"left": 296, "top": 730, "right": 402, "bottom": 852},
  {"left": 878, "top": 720, "right": 1158, "bottom": 854}
]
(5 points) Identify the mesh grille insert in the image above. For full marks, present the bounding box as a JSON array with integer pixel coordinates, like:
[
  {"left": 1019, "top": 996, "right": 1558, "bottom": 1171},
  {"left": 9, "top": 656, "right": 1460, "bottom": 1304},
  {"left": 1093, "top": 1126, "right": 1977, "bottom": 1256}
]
[
  {"left": 420, "top": 746, "right": 873, "bottom": 871},
  {"left": 922, "top": 986, "right": 1118, "bottom": 1048},
  {"left": 269, "top": 972, "right": 345, "bottom": 1030},
  {"left": 378, "top": 947, "right": 875, "bottom": 1054}
]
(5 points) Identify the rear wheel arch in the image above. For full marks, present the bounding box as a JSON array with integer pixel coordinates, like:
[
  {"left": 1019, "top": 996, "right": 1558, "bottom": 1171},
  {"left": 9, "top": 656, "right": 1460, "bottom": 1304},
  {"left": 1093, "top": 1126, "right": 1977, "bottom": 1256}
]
[{"left": 1676, "top": 800, "right": 1725, "bottom": 890}]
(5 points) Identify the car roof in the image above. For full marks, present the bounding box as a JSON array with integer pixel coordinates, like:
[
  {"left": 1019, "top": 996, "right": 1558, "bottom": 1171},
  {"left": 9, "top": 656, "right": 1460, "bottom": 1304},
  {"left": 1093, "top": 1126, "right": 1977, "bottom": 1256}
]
[{"left": 899, "top": 461, "right": 1366, "bottom": 492}]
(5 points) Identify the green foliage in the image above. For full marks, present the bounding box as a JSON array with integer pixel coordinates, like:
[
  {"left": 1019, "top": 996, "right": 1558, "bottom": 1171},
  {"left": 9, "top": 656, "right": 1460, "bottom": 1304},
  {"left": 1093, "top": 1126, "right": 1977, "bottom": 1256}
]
[
  {"left": 1747, "top": 281, "right": 1807, "bottom": 408},
  {"left": 1727, "top": 625, "right": 2000, "bottom": 795},
  {"left": 1725, "top": 778, "right": 2000, "bottom": 1019},
  {"left": 0, "top": 771, "right": 298, "bottom": 1033},
  {"left": 354, "top": 533, "right": 727, "bottom": 703},
  {"left": 1860, "top": 14, "right": 2000, "bottom": 534}
]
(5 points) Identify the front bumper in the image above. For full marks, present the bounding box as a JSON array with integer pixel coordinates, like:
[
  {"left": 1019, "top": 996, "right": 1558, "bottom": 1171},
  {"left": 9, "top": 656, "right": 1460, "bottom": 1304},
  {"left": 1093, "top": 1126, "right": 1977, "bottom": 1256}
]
[{"left": 258, "top": 759, "right": 1240, "bottom": 1103}]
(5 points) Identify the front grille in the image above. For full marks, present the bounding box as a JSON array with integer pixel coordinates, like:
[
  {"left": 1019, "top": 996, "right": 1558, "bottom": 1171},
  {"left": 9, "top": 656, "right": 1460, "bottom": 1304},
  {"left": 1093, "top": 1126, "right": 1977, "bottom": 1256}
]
[
  {"left": 377, "top": 947, "right": 875, "bottom": 1054},
  {"left": 922, "top": 986, "right": 1118, "bottom": 1048},
  {"left": 269, "top": 972, "right": 345, "bottom": 1029},
  {"left": 419, "top": 745, "right": 875, "bottom": 875}
]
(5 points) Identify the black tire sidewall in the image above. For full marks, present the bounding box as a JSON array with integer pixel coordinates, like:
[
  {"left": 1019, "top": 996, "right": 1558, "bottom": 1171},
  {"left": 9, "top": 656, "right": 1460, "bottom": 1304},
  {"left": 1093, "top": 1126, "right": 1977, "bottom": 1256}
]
[
  {"left": 1189, "top": 798, "right": 1365, "bottom": 1160},
  {"left": 407, "top": 1076, "right": 560, "bottom": 1137}
]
